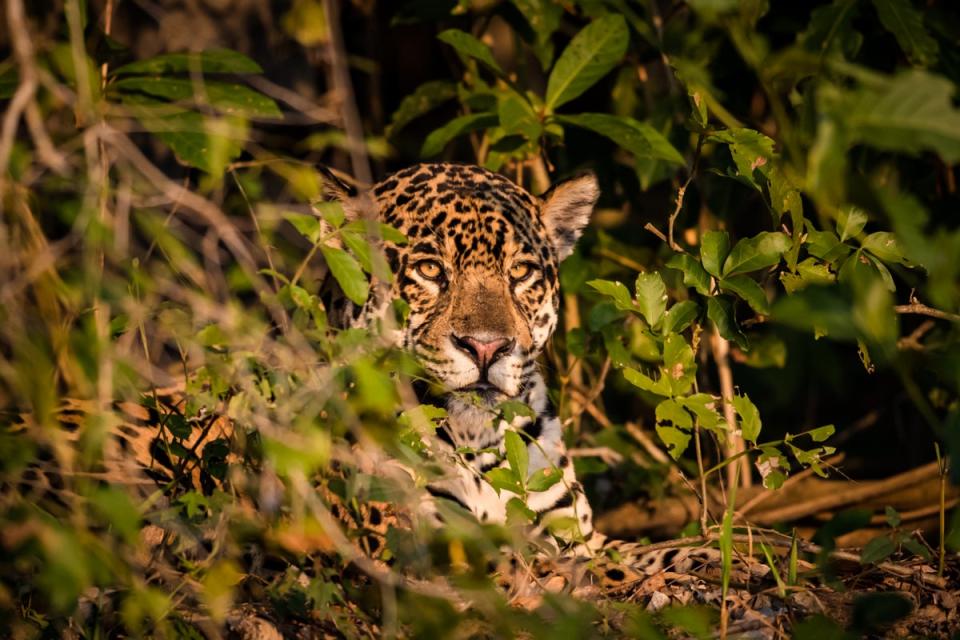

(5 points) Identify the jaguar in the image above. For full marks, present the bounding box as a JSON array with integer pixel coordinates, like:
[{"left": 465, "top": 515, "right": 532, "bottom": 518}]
[{"left": 321, "top": 162, "right": 598, "bottom": 539}]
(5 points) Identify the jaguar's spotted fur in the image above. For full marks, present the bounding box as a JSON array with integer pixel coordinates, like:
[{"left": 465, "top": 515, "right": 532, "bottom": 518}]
[{"left": 322, "top": 162, "right": 598, "bottom": 541}]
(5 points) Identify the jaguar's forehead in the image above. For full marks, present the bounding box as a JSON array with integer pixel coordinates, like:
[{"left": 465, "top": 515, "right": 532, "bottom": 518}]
[{"left": 372, "top": 163, "right": 549, "bottom": 266}]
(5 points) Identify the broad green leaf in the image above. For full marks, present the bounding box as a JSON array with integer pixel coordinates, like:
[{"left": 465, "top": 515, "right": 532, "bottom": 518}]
[
  {"left": 129, "top": 106, "right": 244, "bottom": 174},
  {"left": 623, "top": 367, "right": 671, "bottom": 397},
  {"left": 780, "top": 258, "right": 836, "bottom": 294},
  {"left": 506, "top": 497, "right": 536, "bottom": 524},
  {"left": 655, "top": 399, "right": 693, "bottom": 460},
  {"left": 527, "top": 466, "right": 563, "bottom": 492},
  {"left": 663, "top": 300, "right": 699, "bottom": 335},
  {"left": 498, "top": 400, "right": 536, "bottom": 423},
  {"left": 113, "top": 77, "right": 281, "bottom": 117},
  {"left": 861, "top": 231, "right": 912, "bottom": 266},
  {"left": 836, "top": 205, "right": 868, "bottom": 242},
  {"left": 806, "top": 227, "right": 852, "bottom": 263},
  {"left": 757, "top": 448, "right": 786, "bottom": 489},
  {"left": 678, "top": 393, "right": 727, "bottom": 433},
  {"left": 663, "top": 333, "right": 696, "bottom": 396},
  {"left": 421, "top": 113, "right": 498, "bottom": 157},
  {"left": 731, "top": 393, "right": 761, "bottom": 443},
  {"left": 112, "top": 49, "right": 263, "bottom": 75},
  {"left": 830, "top": 69, "right": 960, "bottom": 163},
  {"left": 871, "top": 0, "right": 938, "bottom": 67},
  {"left": 510, "top": 0, "right": 562, "bottom": 68},
  {"left": 634, "top": 273, "right": 667, "bottom": 327},
  {"left": 386, "top": 80, "right": 457, "bottom": 138},
  {"left": 498, "top": 90, "right": 541, "bottom": 141},
  {"left": 860, "top": 535, "right": 896, "bottom": 564},
  {"left": 285, "top": 212, "right": 321, "bottom": 243},
  {"left": 486, "top": 467, "right": 523, "bottom": 495},
  {"left": 801, "top": 0, "right": 861, "bottom": 56},
  {"left": 707, "top": 297, "right": 748, "bottom": 350},
  {"left": 504, "top": 430, "right": 528, "bottom": 485},
  {"left": 546, "top": 14, "right": 629, "bottom": 110},
  {"left": 710, "top": 128, "right": 776, "bottom": 185},
  {"left": 807, "top": 424, "right": 835, "bottom": 442},
  {"left": 557, "top": 113, "right": 684, "bottom": 165},
  {"left": 437, "top": 29, "right": 503, "bottom": 74},
  {"left": 723, "top": 232, "right": 790, "bottom": 276},
  {"left": 701, "top": 230, "right": 730, "bottom": 278},
  {"left": 666, "top": 254, "right": 712, "bottom": 295},
  {"left": 320, "top": 245, "right": 368, "bottom": 305},
  {"left": 720, "top": 275, "right": 769, "bottom": 315},
  {"left": 587, "top": 279, "right": 634, "bottom": 312}
]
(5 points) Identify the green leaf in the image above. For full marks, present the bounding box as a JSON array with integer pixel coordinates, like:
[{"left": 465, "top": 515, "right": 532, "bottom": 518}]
[
  {"left": 720, "top": 275, "right": 769, "bottom": 315},
  {"left": 861, "top": 232, "right": 912, "bottom": 266},
  {"left": 663, "top": 334, "right": 696, "bottom": 396},
  {"left": 871, "top": 0, "right": 938, "bottom": 67},
  {"left": 386, "top": 80, "right": 457, "bottom": 138},
  {"left": 112, "top": 49, "right": 263, "bottom": 75},
  {"left": 806, "top": 227, "right": 852, "bottom": 263},
  {"left": 510, "top": 0, "right": 562, "bottom": 68},
  {"left": 710, "top": 128, "right": 776, "bottom": 185},
  {"left": 421, "top": 113, "right": 498, "bottom": 157},
  {"left": 285, "top": 212, "right": 321, "bottom": 243},
  {"left": 506, "top": 497, "right": 536, "bottom": 524},
  {"left": 498, "top": 400, "right": 536, "bottom": 423},
  {"left": 830, "top": 69, "right": 960, "bottom": 163},
  {"left": 486, "top": 467, "right": 523, "bottom": 495},
  {"left": 701, "top": 230, "right": 730, "bottom": 278},
  {"left": 807, "top": 424, "right": 835, "bottom": 443},
  {"left": 114, "top": 77, "right": 281, "bottom": 117},
  {"left": 498, "top": 90, "right": 541, "bottom": 141},
  {"left": 731, "top": 393, "right": 761, "bottom": 443},
  {"left": 885, "top": 506, "right": 902, "bottom": 528},
  {"left": 780, "top": 258, "right": 836, "bottom": 294},
  {"left": 587, "top": 279, "right": 634, "bottom": 312},
  {"left": 527, "top": 466, "right": 563, "bottom": 493},
  {"left": 663, "top": 300, "right": 699, "bottom": 335},
  {"left": 860, "top": 535, "right": 896, "bottom": 564},
  {"left": 634, "top": 273, "right": 667, "bottom": 327},
  {"left": 722, "top": 231, "right": 790, "bottom": 276},
  {"left": 623, "top": 367, "right": 671, "bottom": 397},
  {"left": 836, "top": 205, "right": 868, "bottom": 242},
  {"left": 666, "top": 254, "right": 712, "bottom": 295},
  {"left": 545, "top": 14, "right": 629, "bottom": 110},
  {"left": 707, "top": 297, "right": 748, "bottom": 350},
  {"left": 320, "top": 245, "right": 368, "bottom": 305},
  {"left": 678, "top": 393, "right": 727, "bottom": 433},
  {"left": 655, "top": 399, "right": 693, "bottom": 460},
  {"left": 437, "top": 29, "right": 503, "bottom": 74},
  {"left": 504, "top": 430, "right": 528, "bottom": 485},
  {"left": 557, "top": 113, "right": 684, "bottom": 165}
]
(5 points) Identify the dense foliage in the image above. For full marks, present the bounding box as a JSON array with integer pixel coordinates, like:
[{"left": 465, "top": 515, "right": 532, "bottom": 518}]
[{"left": 1, "top": 0, "right": 958, "bottom": 637}]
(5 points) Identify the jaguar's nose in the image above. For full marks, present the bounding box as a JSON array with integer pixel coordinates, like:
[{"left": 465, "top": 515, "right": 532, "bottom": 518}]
[{"left": 451, "top": 334, "right": 515, "bottom": 371}]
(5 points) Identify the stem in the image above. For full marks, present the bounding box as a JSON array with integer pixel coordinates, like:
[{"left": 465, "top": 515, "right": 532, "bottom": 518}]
[{"left": 711, "top": 327, "right": 752, "bottom": 488}]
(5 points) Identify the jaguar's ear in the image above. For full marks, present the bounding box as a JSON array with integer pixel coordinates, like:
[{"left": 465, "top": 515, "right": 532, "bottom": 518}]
[
  {"left": 317, "top": 166, "right": 377, "bottom": 221},
  {"left": 539, "top": 172, "right": 599, "bottom": 261}
]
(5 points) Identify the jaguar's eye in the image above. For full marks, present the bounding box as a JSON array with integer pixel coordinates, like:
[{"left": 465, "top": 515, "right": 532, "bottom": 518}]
[
  {"left": 415, "top": 259, "right": 444, "bottom": 280},
  {"left": 510, "top": 262, "right": 537, "bottom": 282}
]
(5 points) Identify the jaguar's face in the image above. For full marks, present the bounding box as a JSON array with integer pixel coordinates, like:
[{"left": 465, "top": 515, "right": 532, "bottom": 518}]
[{"left": 325, "top": 163, "right": 598, "bottom": 401}]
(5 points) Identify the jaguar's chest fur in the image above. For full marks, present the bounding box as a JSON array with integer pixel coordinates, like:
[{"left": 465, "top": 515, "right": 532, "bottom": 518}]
[{"left": 323, "top": 163, "right": 600, "bottom": 538}]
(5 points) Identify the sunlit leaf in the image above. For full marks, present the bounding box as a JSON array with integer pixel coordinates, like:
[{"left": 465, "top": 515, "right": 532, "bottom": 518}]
[
  {"left": 320, "top": 245, "right": 368, "bottom": 305},
  {"left": 634, "top": 272, "right": 667, "bottom": 327},
  {"left": 722, "top": 231, "right": 790, "bottom": 277},
  {"left": 700, "top": 230, "right": 730, "bottom": 278},
  {"left": 663, "top": 300, "right": 700, "bottom": 335},
  {"left": 546, "top": 14, "right": 629, "bottom": 110},
  {"left": 504, "top": 430, "right": 528, "bottom": 485},
  {"left": 666, "top": 254, "right": 712, "bottom": 295},
  {"left": 421, "top": 113, "right": 498, "bottom": 157},
  {"left": 731, "top": 393, "right": 761, "bottom": 442},
  {"left": 720, "top": 275, "right": 769, "bottom": 315},
  {"left": 557, "top": 113, "right": 685, "bottom": 165}
]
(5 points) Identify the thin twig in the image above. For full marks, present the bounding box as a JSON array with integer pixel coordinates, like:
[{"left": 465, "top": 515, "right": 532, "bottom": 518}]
[
  {"left": 668, "top": 134, "right": 705, "bottom": 252},
  {"left": 894, "top": 303, "right": 960, "bottom": 323}
]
